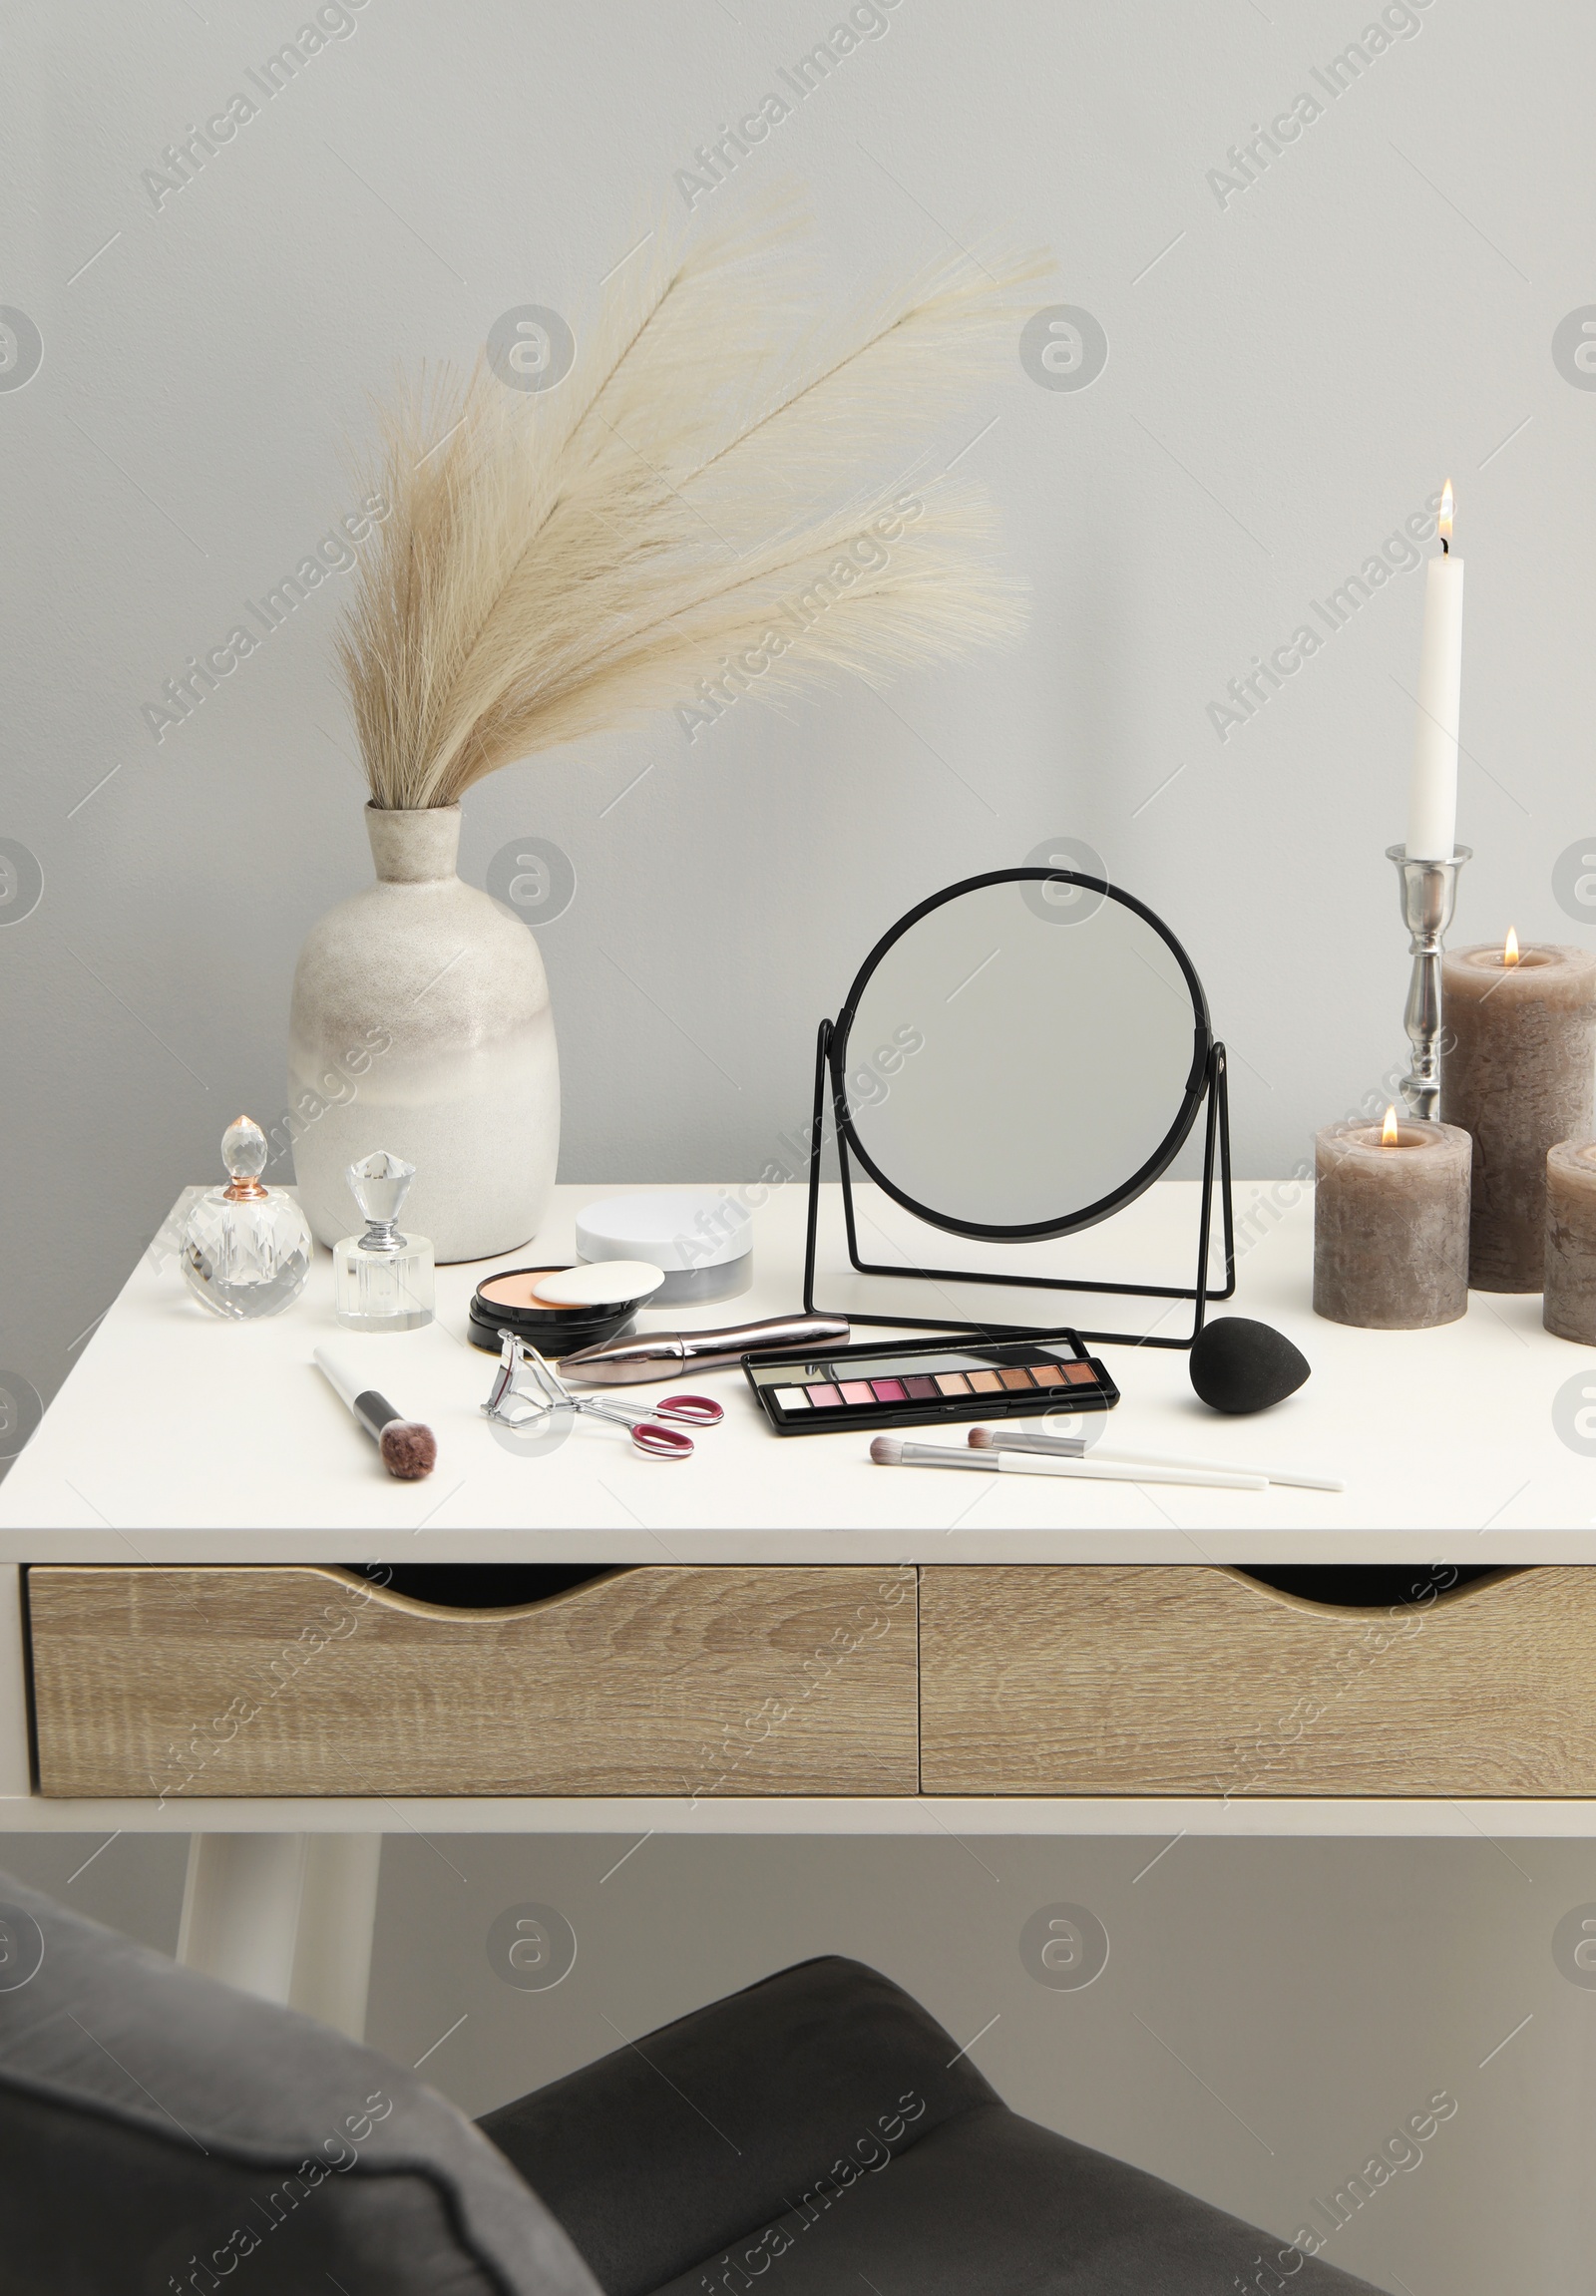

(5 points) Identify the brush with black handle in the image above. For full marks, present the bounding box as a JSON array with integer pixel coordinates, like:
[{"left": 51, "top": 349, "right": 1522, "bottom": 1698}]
[{"left": 314, "top": 1345, "right": 437, "bottom": 1479}]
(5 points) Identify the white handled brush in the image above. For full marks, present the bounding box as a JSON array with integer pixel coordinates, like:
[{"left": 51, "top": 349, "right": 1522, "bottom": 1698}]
[{"left": 870, "top": 1436, "right": 1266, "bottom": 1491}]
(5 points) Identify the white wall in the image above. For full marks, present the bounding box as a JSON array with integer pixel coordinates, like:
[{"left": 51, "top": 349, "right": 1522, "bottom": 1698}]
[
  {"left": 4, "top": 0, "right": 1594, "bottom": 1427},
  {"left": 5, "top": 1827, "right": 1595, "bottom": 2293}
]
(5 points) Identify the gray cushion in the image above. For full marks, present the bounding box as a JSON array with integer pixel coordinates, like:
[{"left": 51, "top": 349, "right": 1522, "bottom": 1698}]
[
  {"left": 483, "top": 1956, "right": 1390, "bottom": 2296},
  {"left": 0, "top": 1870, "right": 599, "bottom": 2296}
]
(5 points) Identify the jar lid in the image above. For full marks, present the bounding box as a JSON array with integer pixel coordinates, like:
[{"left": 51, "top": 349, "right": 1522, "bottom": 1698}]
[{"left": 576, "top": 1192, "right": 752, "bottom": 1274}]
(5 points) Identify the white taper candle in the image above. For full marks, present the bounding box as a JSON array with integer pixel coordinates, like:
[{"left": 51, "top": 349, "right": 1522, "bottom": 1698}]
[{"left": 1404, "top": 480, "right": 1464, "bottom": 863}]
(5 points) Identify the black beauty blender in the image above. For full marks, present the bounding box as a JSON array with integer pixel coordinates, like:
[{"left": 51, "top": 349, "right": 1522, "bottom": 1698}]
[{"left": 1189, "top": 1317, "right": 1309, "bottom": 1414}]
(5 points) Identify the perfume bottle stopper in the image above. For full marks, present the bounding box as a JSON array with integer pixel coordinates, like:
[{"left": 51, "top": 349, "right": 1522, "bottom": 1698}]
[{"left": 350, "top": 1150, "right": 416, "bottom": 1249}]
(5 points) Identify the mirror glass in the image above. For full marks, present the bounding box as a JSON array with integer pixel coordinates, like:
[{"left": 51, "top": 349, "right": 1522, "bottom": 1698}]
[{"left": 835, "top": 873, "right": 1206, "bottom": 1235}]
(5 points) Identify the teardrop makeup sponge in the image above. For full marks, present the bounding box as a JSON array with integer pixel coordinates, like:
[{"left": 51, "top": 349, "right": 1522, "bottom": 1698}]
[{"left": 1189, "top": 1318, "right": 1310, "bottom": 1414}]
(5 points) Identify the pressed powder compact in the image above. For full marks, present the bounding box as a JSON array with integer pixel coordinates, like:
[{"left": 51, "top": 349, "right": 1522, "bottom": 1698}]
[
  {"left": 743, "top": 1330, "right": 1118, "bottom": 1435},
  {"left": 467, "top": 1264, "right": 663, "bottom": 1356}
]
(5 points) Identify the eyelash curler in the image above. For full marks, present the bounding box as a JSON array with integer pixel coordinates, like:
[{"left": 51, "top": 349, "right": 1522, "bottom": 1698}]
[{"left": 482, "top": 1331, "right": 723, "bottom": 1459}]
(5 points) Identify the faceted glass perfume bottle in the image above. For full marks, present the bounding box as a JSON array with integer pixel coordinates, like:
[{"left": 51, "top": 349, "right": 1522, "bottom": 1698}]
[
  {"left": 183, "top": 1116, "right": 313, "bottom": 1320},
  {"left": 334, "top": 1151, "right": 435, "bottom": 1333}
]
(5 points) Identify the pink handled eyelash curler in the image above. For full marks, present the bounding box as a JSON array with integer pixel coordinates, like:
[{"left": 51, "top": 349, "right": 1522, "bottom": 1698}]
[{"left": 483, "top": 1333, "right": 722, "bottom": 1458}]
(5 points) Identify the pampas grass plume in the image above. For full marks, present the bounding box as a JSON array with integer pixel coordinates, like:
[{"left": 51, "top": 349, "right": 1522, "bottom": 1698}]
[{"left": 339, "top": 205, "right": 1047, "bottom": 810}]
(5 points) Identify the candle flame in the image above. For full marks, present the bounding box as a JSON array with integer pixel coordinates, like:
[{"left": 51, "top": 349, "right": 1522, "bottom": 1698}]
[
  {"left": 1382, "top": 1105, "right": 1400, "bottom": 1146},
  {"left": 1438, "top": 479, "right": 1453, "bottom": 545},
  {"left": 1504, "top": 927, "right": 1519, "bottom": 966}
]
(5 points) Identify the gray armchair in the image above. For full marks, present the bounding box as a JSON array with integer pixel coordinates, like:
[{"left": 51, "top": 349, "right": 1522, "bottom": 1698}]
[{"left": 0, "top": 1871, "right": 1385, "bottom": 2294}]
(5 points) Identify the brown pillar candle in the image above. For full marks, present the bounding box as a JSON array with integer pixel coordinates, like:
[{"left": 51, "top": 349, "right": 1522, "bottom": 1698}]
[
  {"left": 1545, "top": 1140, "right": 1596, "bottom": 1342},
  {"left": 1440, "top": 940, "right": 1596, "bottom": 1291},
  {"left": 1314, "top": 1112, "right": 1471, "bottom": 1329}
]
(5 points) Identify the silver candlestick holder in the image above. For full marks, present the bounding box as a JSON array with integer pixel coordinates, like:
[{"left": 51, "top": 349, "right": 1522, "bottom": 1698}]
[{"left": 1388, "top": 843, "right": 1470, "bottom": 1120}]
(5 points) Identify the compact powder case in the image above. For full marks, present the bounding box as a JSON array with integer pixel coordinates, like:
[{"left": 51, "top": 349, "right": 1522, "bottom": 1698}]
[
  {"left": 467, "top": 1265, "right": 662, "bottom": 1357},
  {"left": 743, "top": 1330, "right": 1118, "bottom": 1436}
]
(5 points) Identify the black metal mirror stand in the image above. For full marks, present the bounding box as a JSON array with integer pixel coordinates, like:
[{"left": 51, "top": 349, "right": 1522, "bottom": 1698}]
[{"left": 800, "top": 1019, "right": 1236, "bottom": 1350}]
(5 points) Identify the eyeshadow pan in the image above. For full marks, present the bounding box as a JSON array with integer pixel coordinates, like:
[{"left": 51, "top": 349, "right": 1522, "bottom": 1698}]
[
  {"left": 772, "top": 1387, "right": 811, "bottom": 1410},
  {"left": 870, "top": 1378, "right": 908, "bottom": 1403},
  {"left": 968, "top": 1369, "right": 1003, "bottom": 1393},
  {"left": 1062, "top": 1362, "right": 1099, "bottom": 1385},
  {"left": 935, "top": 1371, "right": 972, "bottom": 1395},
  {"left": 839, "top": 1380, "right": 875, "bottom": 1405},
  {"left": 1031, "top": 1363, "right": 1066, "bottom": 1387},
  {"left": 904, "top": 1374, "right": 940, "bottom": 1400},
  {"left": 998, "top": 1366, "right": 1035, "bottom": 1391},
  {"left": 807, "top": 1383, "right": 842, "bottom": 1407}
]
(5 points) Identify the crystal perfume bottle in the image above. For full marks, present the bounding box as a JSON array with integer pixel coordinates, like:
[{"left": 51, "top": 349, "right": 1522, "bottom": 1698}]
[
  {"left": 334, "top": 1151, "right": 435, "bottom": 1332},
  {"left": 183, "top": 1117, "right": 312, "bottom": 1320}
]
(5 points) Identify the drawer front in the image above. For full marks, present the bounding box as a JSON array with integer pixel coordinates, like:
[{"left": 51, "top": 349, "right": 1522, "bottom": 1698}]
[
  {"left": 28, "top": 1566, "right": 918, "bottom": 1798},
  {"left": 920, "top": 1565, "right": 1596, "bottom": 1796}
]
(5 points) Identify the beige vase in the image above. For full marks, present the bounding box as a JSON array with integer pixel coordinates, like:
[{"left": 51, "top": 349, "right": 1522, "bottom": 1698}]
[{"left": 286, "top": 804, "right": 559, "bottom": 1262}]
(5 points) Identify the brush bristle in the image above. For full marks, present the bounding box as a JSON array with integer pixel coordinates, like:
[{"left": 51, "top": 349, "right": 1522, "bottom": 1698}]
[
  {"left": 870, "top": 1435, "right": 905, "bottom": 1465},
  {"left": 380, "top": 1420, "right": 437, "bottom": 1480},
  {"left": 968, "top": 1426, "right": 995, "bottom": 1447}
]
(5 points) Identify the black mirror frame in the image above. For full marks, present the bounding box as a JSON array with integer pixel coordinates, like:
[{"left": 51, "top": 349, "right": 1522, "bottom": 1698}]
[{"left": 830, "top": 868, "right": 1212, "bottom": 1243}]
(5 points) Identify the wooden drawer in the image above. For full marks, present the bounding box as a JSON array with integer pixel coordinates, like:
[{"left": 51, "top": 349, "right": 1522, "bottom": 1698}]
[
  {"left": 26, "top": 1565, "right": 917, "bottom": 1798},
  {"left": 920, "top": 1565, "right": 1596, "bottom": 1796}
]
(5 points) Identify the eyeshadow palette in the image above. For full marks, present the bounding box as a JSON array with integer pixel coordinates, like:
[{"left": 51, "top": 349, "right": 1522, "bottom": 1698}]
[{"left": 743, "top": 1331, "right": 1118, "bottom": 1436}]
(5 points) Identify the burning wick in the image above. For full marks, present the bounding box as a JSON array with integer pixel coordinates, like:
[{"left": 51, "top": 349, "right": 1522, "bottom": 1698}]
[
  {"left": 1503, "top": 926, "right": 1520, "bottom": 967},
  {"left": 1381, "top": 1105, "right": 1401, "bottom": 1147},
  {"left": 1438, "top": 477, "right": 1453, "bottom": 556}
]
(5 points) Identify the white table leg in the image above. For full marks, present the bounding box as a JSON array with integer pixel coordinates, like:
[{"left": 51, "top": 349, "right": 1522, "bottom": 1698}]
[
  {"left": 178, "top": 1832, "right": 381, "bottom": 2040},
  {"left": 290, "top": 1832, "right": 382, "bottom": 2039},
  {"left": 178, "top": 1834, "right": 306, "bottom": 2004}
]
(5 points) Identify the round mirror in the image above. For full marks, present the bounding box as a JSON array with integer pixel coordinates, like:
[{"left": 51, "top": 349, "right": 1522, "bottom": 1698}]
[{"left": 832, "top": 870, "right": 1211, "bottom": 1239}]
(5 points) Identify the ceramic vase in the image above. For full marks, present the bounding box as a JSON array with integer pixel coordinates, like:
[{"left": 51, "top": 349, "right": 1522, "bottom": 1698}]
[{"left": 287, "top": 804, "right": 559, "bottom": 1262}]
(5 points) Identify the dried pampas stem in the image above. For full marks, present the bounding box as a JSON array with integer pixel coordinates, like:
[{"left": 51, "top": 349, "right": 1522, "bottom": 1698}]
[{"left": 339, "top": 205, "right": 1047, "bottom": 811}]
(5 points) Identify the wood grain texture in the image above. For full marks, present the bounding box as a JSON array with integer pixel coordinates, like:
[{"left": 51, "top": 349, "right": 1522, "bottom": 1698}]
[
  {"left": 28, "top": 1565, "right": 918, "bottom": 1798},
  {"left": 920, "top": 1566, "right": 1596, "bottom": 1796}
]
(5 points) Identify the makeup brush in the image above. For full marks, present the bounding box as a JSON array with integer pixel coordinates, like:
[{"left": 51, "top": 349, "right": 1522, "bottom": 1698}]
[
  {"left": 967, "top": 1426, "right": 1343, "bottom": 1492},
  {"left": 314, "top": 1345, "right": 436, "bottom": 1480},
  {"left": 870, "top": 1436, "right": 1266, "bottom": 1490}
]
